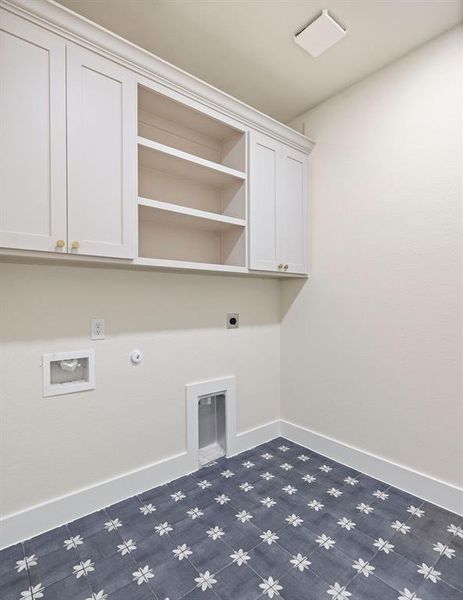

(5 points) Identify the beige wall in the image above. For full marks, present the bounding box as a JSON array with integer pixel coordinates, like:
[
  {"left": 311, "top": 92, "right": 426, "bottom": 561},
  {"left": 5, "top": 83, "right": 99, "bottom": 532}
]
[
  {"left": 1, "top": 27, "right": 462, "bottom": 521},
  {"left": 282, "top": 27, "right": 463, "bottom": 487},
  {"left": 0, "top": 263, "right": 280, "bottom": 516}
]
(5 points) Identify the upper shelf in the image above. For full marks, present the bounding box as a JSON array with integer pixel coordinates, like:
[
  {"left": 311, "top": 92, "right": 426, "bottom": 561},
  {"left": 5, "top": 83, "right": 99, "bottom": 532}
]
[{"left": 138, "top": 137, "right": 246, "bottom": 187}]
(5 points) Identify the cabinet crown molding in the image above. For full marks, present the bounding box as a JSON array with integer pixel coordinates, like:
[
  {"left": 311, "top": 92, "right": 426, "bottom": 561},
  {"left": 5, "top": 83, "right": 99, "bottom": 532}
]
[{"left": 1, "top": 0, "right": 315, "bottom": 154}]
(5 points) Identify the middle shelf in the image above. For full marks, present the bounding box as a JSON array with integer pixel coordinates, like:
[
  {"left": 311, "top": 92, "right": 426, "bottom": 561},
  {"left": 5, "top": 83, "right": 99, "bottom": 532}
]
[{"left": 138, "top": 197, "right": 246, "bottom": 232}]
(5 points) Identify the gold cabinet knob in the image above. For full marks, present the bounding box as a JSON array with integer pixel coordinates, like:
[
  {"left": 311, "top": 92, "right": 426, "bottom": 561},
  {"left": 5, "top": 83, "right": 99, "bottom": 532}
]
[
  {"left": 278, "top": 264, "right": 283, "bottom": 269},
  {"left": 283, "top": 264, "right": 289, "bottom": 270},
  {"left": 71, "top": 241, "right": 80, "bottom": 250},
  {"left": 56, "top": 240, "right": 65, "bottom": 249}
]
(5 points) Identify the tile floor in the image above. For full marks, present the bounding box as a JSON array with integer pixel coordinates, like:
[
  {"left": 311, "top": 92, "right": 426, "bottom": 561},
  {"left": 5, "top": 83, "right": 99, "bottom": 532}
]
[{"left": 1, "top": 438, "right": 462, "bottom": 600}]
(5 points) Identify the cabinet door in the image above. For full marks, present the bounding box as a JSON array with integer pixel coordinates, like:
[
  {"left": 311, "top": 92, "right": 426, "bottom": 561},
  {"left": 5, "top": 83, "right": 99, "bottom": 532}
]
[
  {"left": 0, "top": 10, "right": 67, "bottom": 252},
  {"left": 249, "top": 132, "right": 280, "bottom": 272},
  {"left": 67, "top": 45, "right": 136, "bottom": 258},
  {"left": 278, "top": 145, "right": 308, "bottom": 274}
]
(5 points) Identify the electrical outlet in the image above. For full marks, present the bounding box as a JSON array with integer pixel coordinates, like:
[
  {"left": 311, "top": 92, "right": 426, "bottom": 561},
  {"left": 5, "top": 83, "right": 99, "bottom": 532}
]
[
  {"left": 227, "top": 313, "right": 239, "bottom": 329},
  {"left": 91, "top": 318, "right": 105, "bottom": 340}
]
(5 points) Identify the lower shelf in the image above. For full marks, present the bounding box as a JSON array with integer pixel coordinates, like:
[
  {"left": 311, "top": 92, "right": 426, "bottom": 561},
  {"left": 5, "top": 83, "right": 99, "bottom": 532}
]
[
  {"left": 134, "top": 257, "right": 248, "bottom": 273},
  {"left": 138, "top": 207, "right": 246, "bottom": 268}
]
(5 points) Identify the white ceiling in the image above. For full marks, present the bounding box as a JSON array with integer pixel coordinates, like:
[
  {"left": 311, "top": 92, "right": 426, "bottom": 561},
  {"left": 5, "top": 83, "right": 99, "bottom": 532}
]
[{"left": 55, "top": 0, "right": 463, "bottom": 122}]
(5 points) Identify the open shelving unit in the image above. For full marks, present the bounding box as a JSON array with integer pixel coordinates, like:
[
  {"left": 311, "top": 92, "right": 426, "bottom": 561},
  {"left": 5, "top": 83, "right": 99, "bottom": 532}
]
[{"left": 137, "top": 84, "right": 248, "bottom": 270}]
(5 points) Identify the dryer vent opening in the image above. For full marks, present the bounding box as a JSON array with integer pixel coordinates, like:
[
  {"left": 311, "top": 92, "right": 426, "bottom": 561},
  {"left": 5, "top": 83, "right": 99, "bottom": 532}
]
[{"left": 198, "top": 393, "right": 226, "bottom": 466}]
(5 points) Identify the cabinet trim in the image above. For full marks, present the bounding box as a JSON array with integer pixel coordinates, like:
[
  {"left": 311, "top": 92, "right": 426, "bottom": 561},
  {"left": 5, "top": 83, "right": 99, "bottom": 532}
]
[{"left": 1, "top": 0, "right": 314, "bottom": 154}]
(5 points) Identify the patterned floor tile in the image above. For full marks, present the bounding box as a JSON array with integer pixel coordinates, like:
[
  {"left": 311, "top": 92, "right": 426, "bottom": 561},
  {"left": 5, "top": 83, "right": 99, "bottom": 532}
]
[
  {"left": 0, "top": 567, "right": 31, "bottom": 600},
  {"left": 308, "top": 546, "right": 358, "bottom": 587},
  {"left": 129, "top": 531, "right": 174, "bottom": 565},
  {"left": 248, "top": 540, "right": 292, "bottom": 579},
  {"left": 370, "top": 548, "right": 428, "bottom": 592},
  {"left": 278, "top": 566, "right": 331, "bottom": 600},
  {"left": 23, "top": 525, "right": 69, "bottom": 557},
  {"left": 211, "top": 561, "right": 263, "bottom": 600},
  {"left": 452, "top": 534, "right": 463, "bottom": 560},
  {"left": 0, "top": 542, "right": 24, "bottom": 576},
  {"left": 391, "top": 530, "right": 439, "bottom": 567},
  {"left": 86, "top": 552, "right": 139, "bottom": 596},
  {"left": 76, "top": 528, "right": 124, "bottom": 562},
  {"left": 109, "top": 579, "right": 158, "bottom": 599},
  {"left": 275, "top": 523, "right": 319, "bottom": 558},
  {"left": 410, "top": 514, "right": 455, "bottom": 544},
  {"left": 68, "top": 510, "right": 108, "bottom": 538},
  {"left": 220, "top": 520, "right": 263, "bottom": 552},
  {"left": 188, "top": 537, "right": 234, "bottom": 574},
  {"left": 416, "top": 578, "right": 463, "bottom": 600},
  {"left": 149, "top": 554, "right": 199, "bottom": 600},
  {"left": 331, "top": 525, "right": 377, "bottom": 560},
  {"left": 42, "top": 573, "right": 92, "bottom": 600},
  {"left": 422, "top": 502, "right": 463, "bottom": 526},
  {"left": 28, "top": 545, "right": 78, "bottom": 587},
  {"left": 1, "top": 438, "right": 462, "bottom": 600},
  {"left": 347, "top": 572, "right": 398, "bottom": 599},
  {"left": 434, "top": 554, "right": 463, "bottom": 592}
]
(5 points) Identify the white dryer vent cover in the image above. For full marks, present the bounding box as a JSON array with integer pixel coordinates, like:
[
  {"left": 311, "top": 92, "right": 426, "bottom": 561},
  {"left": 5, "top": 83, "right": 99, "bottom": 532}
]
[{"left": 294, "top": 9, "right": 346, "bottom": 58}]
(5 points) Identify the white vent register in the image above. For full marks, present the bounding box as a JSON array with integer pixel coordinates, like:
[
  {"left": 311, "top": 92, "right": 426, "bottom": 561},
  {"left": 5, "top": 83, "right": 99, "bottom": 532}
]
[{"left": 294, "top": 9, "right": 346, "bottom": 58}]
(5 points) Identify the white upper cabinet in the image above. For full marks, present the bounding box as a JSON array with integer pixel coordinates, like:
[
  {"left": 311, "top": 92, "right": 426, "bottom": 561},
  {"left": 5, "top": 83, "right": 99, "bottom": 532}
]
[
  {"left": 0, "top": 2, "right": 313, "bottom": 275},
  {"left": 249, "top": 132, "right": 309, "bottom": 274},
  {"left": 278, "top": 145, "right": 308, "bottom": 274},
  {"left": 249, "top": 133, "right": 280, "bottom": 272},
  {"left": 66, "top": 45, "right": 137, "bottom": 258},
  {"left": 0, "top": 10, "right": 67, "bottom": 252}
]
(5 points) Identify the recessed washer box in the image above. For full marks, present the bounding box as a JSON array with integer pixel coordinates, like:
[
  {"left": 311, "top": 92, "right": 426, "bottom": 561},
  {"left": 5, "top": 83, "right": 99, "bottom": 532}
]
[
  {"left": 42, "top": 350, "right": 95, "bottom": 397},
  {"left": 294, "top": 10, "right": 346, "bottom": 58}
]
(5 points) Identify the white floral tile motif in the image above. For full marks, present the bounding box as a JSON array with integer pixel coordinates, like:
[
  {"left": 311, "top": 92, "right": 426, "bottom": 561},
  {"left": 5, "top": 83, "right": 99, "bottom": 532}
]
[
  {"left": 207, "top": 526, "right": 224, "bottom": 540},
  {"left": 260, "top": 530, "right": 279, "bottom": 545},
  {"left": 195, "top": 570, "right": 217, "bottom": 591},
  {"left": 286, "top": 514, "right": 303, "bottom": 527},
  {"left": 337, "top": 517, "right": 356, "bottom": 530},
  {"left": 259, "top": 576, "right": 283, "bottom": 598},
  {"left": 132, "top": 564, "right": 154, "bottom": 585},
  {"left": 352, "top": 557, "right": 375, "bottom": 577},
  {"left": 117, "top": 539, "right": 136, "bottom": 556},
  {"left": 16, "top": 554, "right": 37, "bottom": 572},
  {"left": 374, "top": 537, "right": 394, "bottom": 554},
  {"left": 170, "top": 491, "right": 186, "bottom": 502},
  {"left": 290, "top": 553, "right": 311, "bottom": 572},
  {"left": 73, "top": 559, "right": 95, "bottom": 578},
  {"left": 6, "top": 439, "right": 462, "bottom": 600},
  {"left": 230, "top": 548, "right": 250, "bottom": 566},
  {"left": 173, "top": 543, "right": 192, "bottom": 560}
]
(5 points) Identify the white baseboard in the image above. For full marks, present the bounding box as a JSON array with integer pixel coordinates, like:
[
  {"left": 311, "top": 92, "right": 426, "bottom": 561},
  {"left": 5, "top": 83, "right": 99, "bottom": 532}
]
[
  {"left": 0, "top": 451, "right": 192, "bottom": 550},
  {"left": 2, "top": 418, "right": 461, "bottom": 549},
  {"left": 281, "top": 419, "right": 463, "bottom": 516},
  {"left": 232, "top": 419, "right": 281, "bottom": 455},
  {"left": 0, "top": 420, "right": 281, "bottom": 550}
]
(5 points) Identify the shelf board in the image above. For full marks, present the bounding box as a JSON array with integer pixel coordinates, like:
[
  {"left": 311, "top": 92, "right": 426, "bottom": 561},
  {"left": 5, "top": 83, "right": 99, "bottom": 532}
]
[
  {"left": 138, "top": 136, "right": 246, "bottom": 187},
  {"left": 134, "top": 256, "right": 248, "bottom": 273},
  {"left": 138, "top": 197, "right": 246, "bottom": 232}
]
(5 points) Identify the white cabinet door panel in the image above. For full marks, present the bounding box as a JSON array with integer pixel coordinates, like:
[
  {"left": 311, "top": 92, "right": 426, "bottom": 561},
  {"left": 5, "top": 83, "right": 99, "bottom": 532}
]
[
  {"left": 67, "top": 45, "right": 136, "bottom": 258},
  {"left": 0, "top": 10, "right": 66, "bottom": 252},
  {"left": 278, "top": 146, "right": 308, "bottom": 274},
  {"left": 249, "top": 132, "right": 280, "bottom": 272}
]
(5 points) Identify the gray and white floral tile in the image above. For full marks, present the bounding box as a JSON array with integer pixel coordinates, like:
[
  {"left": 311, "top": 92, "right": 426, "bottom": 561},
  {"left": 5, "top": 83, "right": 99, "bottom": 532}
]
[{"left": 1, "top": 438, "right": 462, "bottom": 599}]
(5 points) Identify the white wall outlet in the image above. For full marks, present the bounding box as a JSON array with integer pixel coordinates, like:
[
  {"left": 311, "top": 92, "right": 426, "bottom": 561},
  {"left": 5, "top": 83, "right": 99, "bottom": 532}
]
[{"left": 91, "top": 318, "right": 105, "bottom": 340}]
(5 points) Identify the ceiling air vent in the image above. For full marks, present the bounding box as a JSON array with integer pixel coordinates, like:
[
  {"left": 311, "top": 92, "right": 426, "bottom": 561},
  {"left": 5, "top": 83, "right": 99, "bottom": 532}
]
[{"left": 294, "top": 9, "right": 346, "bottom": 58}]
